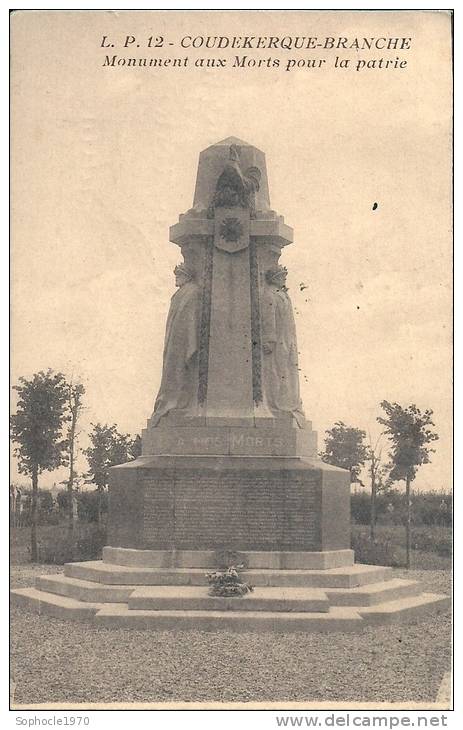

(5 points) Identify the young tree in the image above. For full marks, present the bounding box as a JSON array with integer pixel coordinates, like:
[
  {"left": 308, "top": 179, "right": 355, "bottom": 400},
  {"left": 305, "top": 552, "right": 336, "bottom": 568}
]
[
  {"left": 84, "top": 424, "right": 140, "bottom": 521},
  {"left": 366, "top": 436, "right": 391, "bottom": 540},
  {"left": 377, "top": 401, "right": 439, "bottom": 568},
  {"left": 320, "top": 421, "right": 369, "bottom": 484},
  {"left": 10, "top": 370, "right": 70, "bottom": 561},
  {"left": 65, "top": 381, "right": 85, "bottom": 543}
]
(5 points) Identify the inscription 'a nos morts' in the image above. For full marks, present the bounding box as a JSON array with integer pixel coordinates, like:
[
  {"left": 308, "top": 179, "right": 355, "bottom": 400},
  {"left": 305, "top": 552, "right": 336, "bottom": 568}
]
[{"left": 179, "top": 434, "right": 286, "bottom": 451}]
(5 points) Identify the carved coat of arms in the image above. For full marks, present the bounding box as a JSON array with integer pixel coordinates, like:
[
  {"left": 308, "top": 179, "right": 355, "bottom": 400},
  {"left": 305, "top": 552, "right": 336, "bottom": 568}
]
[{"left": 214, "top": 210, "right": 250, "bottom": 253}]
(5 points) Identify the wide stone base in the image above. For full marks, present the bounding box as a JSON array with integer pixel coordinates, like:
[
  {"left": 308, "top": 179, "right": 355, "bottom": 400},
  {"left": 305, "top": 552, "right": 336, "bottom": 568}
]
[
  {"left": 102, "top": 546, "right": 355, "bottom": 570},
  {"left": 11, "top": 547, "right": 449, "bottom": 633},
  {"left": 107, "top": 456, "right": 350, "bottom": 552}
]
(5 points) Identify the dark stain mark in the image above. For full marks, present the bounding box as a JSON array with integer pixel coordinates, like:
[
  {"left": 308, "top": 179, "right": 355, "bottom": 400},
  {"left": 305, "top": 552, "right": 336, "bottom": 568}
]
[{"left": 372, "top": 202, "right": 378, "bottom": 211}]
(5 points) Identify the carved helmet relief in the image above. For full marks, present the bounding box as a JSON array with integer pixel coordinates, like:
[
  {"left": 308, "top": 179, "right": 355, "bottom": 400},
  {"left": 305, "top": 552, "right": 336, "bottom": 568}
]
[
  {"left": 174, "top": 262, "right": 196, "bottom": 286},
  {"left": 265, "top": 265, "right": 289, "bottom": 288}
]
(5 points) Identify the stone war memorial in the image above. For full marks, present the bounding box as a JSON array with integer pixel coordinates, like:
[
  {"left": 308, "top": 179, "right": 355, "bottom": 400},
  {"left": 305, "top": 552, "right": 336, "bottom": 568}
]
[{"left": 12, "top": 137, "right": 449, "bottom": 631}]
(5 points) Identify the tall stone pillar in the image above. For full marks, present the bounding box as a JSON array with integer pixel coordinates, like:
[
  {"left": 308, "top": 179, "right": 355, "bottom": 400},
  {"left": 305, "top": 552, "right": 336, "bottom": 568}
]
[
  {"left": 206, "top": 206, "right": 254, "bottom": 421},
  {"left": 108, "top": 136, "right": 350, "bottom": 554}
]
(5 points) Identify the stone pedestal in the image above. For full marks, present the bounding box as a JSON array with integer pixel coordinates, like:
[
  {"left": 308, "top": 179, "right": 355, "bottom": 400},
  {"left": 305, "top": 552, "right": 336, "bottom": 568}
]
[{"left": 107, "top": 456, "right": 350, "bottom": 553}]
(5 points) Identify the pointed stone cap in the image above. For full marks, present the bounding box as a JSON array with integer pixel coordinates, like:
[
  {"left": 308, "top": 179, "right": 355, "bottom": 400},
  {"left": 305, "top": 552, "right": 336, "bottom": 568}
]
[{"left": 193, "top": 137, "right": 271, "bottom": 211}]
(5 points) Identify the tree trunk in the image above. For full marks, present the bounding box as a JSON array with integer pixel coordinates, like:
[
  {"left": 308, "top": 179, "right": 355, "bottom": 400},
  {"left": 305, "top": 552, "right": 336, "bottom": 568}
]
[
  {"left": 66, "top": 385, "right": 83, "bottom": 560},
  {"left": 31, "top": 466, "right": 38, "bottom": 563},
  {"left": 67, "top": 411, "right": 76, "bottom": 544},
  {"left": 370, "top": 479, "right": 377, "bottom": 541},
  {"left": 97, "top": 488, "right": 102, "bottom": 524},
  {"left": 405, "top": 474, "right": 412, "bottom": 569}
]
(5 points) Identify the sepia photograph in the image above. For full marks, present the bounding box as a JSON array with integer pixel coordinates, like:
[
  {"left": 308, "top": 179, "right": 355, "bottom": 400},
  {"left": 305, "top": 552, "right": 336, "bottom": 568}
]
[{"left": 9, "top": 8, "right": 453, "bottom": 714}]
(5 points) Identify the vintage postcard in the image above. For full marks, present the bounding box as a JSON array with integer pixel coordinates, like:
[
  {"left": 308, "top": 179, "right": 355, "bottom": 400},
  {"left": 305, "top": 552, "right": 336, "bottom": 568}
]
[{"left": 10, "top": 9, "right": 453, "bottom": 716}]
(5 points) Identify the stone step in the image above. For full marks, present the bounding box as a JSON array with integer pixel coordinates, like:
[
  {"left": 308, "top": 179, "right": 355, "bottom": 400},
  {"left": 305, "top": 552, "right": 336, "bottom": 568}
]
[
  {"left": 359, "top": 593, "right": 450, "bottom": 624},
  {"left": 94, "top": 604, "right": 364, "bottom": 633},
  {"left": 102, "top": 546, "right": 355, "bottom": 570},
  {"left": 65, "top": 560, "right": 392, "bottom": 588},
  {"left": 36, "top": 574, "right": 134, "bottom": 603},
  {"left": 31, "top": 572, "right": 421, "bottom": 611},
  {"left": 326, "top": 579, "right": 422, "bottom": 606},
  {"left": 11, "top": 585, "right": 450, "bottom": 631},
  {"left": 128, "top": 586, "right": 330, "bottom": 612},
  {"left": 28, "top": 573, "right": 423, "bottom": 611},
  {"left": 10, "top": 587, "right": 102, "bottom": 621}
]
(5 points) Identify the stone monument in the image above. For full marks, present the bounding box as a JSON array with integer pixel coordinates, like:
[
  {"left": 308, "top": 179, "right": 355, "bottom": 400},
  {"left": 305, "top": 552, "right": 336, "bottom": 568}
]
[
  {"left": 12, "top": 138, "right": 448, "bottom": 631},
  {"left": 108, "top": 136, "right": 349, "bottom": 555}
]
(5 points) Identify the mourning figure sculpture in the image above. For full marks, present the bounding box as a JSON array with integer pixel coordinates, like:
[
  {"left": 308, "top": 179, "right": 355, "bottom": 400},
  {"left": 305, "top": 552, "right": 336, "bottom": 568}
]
[
  {"left": 150, "top": 263, "right": 200, "bottom": 425},
  {"left": 261, "top": 266, "right": 306, "bottom": 427}
]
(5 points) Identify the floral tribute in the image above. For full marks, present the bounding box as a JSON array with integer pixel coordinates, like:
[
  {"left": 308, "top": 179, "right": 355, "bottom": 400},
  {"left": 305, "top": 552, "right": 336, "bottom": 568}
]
[{"left": 205, "top": 565, "right": 254, "bottom": 597}]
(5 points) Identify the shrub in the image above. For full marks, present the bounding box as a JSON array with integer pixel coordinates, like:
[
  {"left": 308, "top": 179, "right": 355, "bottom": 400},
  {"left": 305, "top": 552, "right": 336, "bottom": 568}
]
[
  {"left": 350, "top": 492, "right": 371, "bottom": 525},
  {"left": 56, "top": 490, "right": 70, "bottom": 513},
  {"left": 413, "top": 493, "right": 452, "bottom": 527},
  {"left": 78, "top": 490, "right": 109, "bottom": 523},
  {"left": 73, "top": 523, "right": 107, "bottom": 560},
  {"left": 350, "top": 489, "right": 452, "bottom": 528},
  {"left": 351, "top": 529, "right": 403, "bottom": 567},
  {"left": 36, "top": 523, "right": 107, "bottom": 564},
  {"left": 409, "top": 526, "right": 452, "bottom": 557},
  {"left": 433, "top": 539, "right": 452, "bottom": 557},
  {"left": 55, "top": 488, "right": 109, "bottom": 523},
  {"left": 39, "top": 491, "right": 54, "bottom": 518},
  {"left": 13, "top": 489, "right": 62, "bottom": 527}
]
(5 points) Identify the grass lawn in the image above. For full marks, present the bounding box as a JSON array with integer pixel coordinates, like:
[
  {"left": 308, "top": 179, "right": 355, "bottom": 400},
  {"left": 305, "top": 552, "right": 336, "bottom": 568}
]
[
  {"left": 10, "top": 523, "right": 106, "bottom": 566},
  {"left": 10, "top": 560, "right": 451, "bottom": 707},
  {"left": 351, "top": 524, "right": 452, "bottom": 570}
]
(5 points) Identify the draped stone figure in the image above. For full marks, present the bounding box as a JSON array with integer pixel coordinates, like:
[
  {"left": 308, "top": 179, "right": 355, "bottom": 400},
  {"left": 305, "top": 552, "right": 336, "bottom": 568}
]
[
  {"left": 261, "top": 266, "right": 306, "bottom": 428},
  {"left": 150, "top": 264, "right": 200, "bottom": 426}
]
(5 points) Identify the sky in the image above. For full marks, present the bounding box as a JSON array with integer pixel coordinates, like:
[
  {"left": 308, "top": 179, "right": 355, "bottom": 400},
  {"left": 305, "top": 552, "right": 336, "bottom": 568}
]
[{"left": 11, "top": 10, "right": 452, "bottom": 491}]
